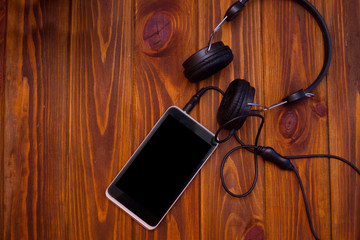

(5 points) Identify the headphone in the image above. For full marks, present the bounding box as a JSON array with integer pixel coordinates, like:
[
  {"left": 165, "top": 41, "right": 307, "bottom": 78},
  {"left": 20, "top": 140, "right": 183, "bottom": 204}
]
[
  {"left": 179, "top": 1, "right": 360, "bottom": 239},
  {"left": 182, "top": 0, "right": 332, "bottom": 130}
]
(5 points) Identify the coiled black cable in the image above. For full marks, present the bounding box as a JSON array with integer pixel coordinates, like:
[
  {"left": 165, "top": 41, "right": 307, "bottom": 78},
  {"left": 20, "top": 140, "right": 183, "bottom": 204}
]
[
  {"left": 215, "top": 114, "right": 264, "bottom": 197},
  {"left": 183, "top": 87, "right": 360, "bottom": 240}
]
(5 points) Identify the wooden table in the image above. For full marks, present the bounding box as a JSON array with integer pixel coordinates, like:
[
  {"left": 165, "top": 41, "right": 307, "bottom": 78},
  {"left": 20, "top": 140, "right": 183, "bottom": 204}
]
[{"left": 1, "top": 0, "right": 359, "bottom": 239}]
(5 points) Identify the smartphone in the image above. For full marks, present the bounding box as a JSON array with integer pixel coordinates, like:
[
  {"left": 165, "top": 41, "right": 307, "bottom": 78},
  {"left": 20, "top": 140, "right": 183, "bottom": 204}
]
[{"left": 106, "top": 106, "right": 217, "bottom": 230}]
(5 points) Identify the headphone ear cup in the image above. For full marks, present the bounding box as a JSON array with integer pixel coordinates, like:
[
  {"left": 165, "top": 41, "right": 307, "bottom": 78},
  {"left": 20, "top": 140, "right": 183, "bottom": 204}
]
[
  {"left": 183, "top": 41, "right": 233, "bottom": 82},
  {"left": 217, "top": 79, "right": 255, "bottom": 130}
]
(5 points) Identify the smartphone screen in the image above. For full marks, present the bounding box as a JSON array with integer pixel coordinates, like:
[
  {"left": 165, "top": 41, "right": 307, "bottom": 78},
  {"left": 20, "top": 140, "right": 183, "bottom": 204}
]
[{"left": 106, "top": 106, "right": 217, "bottom": 229}]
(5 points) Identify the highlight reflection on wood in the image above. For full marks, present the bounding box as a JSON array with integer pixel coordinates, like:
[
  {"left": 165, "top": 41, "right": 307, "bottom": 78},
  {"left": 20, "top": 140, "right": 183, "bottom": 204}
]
[{"left": 1, "top": 0, "right": 359, "bottom": 239}]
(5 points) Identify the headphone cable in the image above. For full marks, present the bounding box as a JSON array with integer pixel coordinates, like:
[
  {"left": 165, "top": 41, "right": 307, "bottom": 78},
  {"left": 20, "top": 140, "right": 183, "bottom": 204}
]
[
  {"left": 216, "top": 116, "right": 359, "bottom": 240},
  {"left": 183, "top": 87, "right": 360, "bottom": 240}
]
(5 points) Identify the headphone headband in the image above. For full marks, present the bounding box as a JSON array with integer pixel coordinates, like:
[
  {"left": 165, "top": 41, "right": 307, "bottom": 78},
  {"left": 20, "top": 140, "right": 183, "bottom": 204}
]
[
  {"left": 183, "top": 0, "right": 332, "bottom": 106},
  {"left": 292, "top": 0, "right": 332, "bottom": 94}
]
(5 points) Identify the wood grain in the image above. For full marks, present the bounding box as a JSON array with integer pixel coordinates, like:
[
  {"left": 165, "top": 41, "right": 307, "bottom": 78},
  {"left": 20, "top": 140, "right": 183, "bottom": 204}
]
[
  {"left": 68, "top": 0, "right": 133, "bottom": 239},
  {"left": 3, "top": 0, "right": 70, "bottom": 239},
  {"left": 132, "top": 0, "right": 199, "bottom": 239},
  {"left": 325, "top": 1, "right": 360, "bottom": 239},
  {"left": 262, "top": 0, "right": 331, "bottom": 239},
  {"left": 197, "top": 0, "right": 265, "bottom": 239},
  {"left": 0, "top": 0, "right": 6, "bottom": 238},
  {"left": 1, "top": 0, "right": 359, "bottom": 239}
]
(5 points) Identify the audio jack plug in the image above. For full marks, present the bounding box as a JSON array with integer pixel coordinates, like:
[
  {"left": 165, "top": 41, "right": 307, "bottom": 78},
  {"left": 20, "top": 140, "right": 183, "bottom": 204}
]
[
  {"left": 183, "top": 86, "right": 224, "bottom": 114},
  {"left": 255, "top": 146, "right": 295, "bottom": 170}
]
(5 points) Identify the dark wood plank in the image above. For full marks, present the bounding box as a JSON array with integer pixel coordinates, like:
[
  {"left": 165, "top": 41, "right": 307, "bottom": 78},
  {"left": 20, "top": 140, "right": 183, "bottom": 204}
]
[
  {"left": 0, "top": 0, "right": 6, "bottom": 238},
  {"left": 197, "top": 0, "right": 265, "bottom": 239},
  {"left": 262, "top": 0, "right": 331, "bottom": 239},
  {"left": 68, "top": 0, "right": 133, "bottom": 239},
  {"left": 325, "top": 0, "right": 360, "bottom": 239},
  {"left": 3, "top": 0, "right": 70, "bottom": 239},
  {"left": 132, "top": 0, "right": 199, "bottom": 239}
]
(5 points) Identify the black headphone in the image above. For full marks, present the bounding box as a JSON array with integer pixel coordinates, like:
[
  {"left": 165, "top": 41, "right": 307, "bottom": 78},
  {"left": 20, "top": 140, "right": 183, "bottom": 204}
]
[
  {"left": 183, "top": 0, "right": 332, "bottom": 130},
  {"left": 180, "top": 1, "right": 355, "bottom": 239}
]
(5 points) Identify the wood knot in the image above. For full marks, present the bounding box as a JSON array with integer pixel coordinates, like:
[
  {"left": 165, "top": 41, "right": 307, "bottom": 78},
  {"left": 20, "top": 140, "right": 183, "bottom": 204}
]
[
  {"left": 244, "top": 225, "right": 265, "bottom": 240},
  {"left": 279, "top": 109, "right": 298, "bottom": 139},
  {"left": 143, "top": 12, "right": 172, "bottom": 53},
  {"left": 314, "top": 103, "right": 327, "bottom": 117}
]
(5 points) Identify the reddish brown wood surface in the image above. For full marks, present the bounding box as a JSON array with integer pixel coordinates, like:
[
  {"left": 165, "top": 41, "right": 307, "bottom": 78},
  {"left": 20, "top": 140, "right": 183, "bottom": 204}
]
[
  {"left": 69, "top": 0, "right": 133, "bottom": 239},
  {"left": 0, "top": 0, "right": 6, "bottom": 237},
  {"left": 3, "top": 0, "right": 70, "bottom": 239},
  {"left": 325, "top": 1, "right": 360, "bottom": 239},
  {"left": 1, "top": 0, "right": 359, "bottom": 239}
]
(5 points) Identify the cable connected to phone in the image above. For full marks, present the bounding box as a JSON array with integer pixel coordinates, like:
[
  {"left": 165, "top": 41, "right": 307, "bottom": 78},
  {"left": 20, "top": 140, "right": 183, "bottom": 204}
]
[
  {"left": 216, "top": 114, "right": 264, "bottom": 197},
  {"left": 215, "top": 117, "right": 359, "bottom": 240},
  {"left": 182, "top": 0, "right": 340, "bottom": 238},
  {"left": 215, "top": 117, "right": 322, "bottom": 239},
  {"left": 183, "top": 86, "right": 224, "bottom": 114},
  {"left": 183, "top": 88, "right": 360, "bottom": 240}
]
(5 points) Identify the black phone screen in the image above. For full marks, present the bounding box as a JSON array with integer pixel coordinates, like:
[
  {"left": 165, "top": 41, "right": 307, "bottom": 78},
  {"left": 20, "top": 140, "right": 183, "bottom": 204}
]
[{"left": 107, "top": 107, "right": 217, "bottom": 228}]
